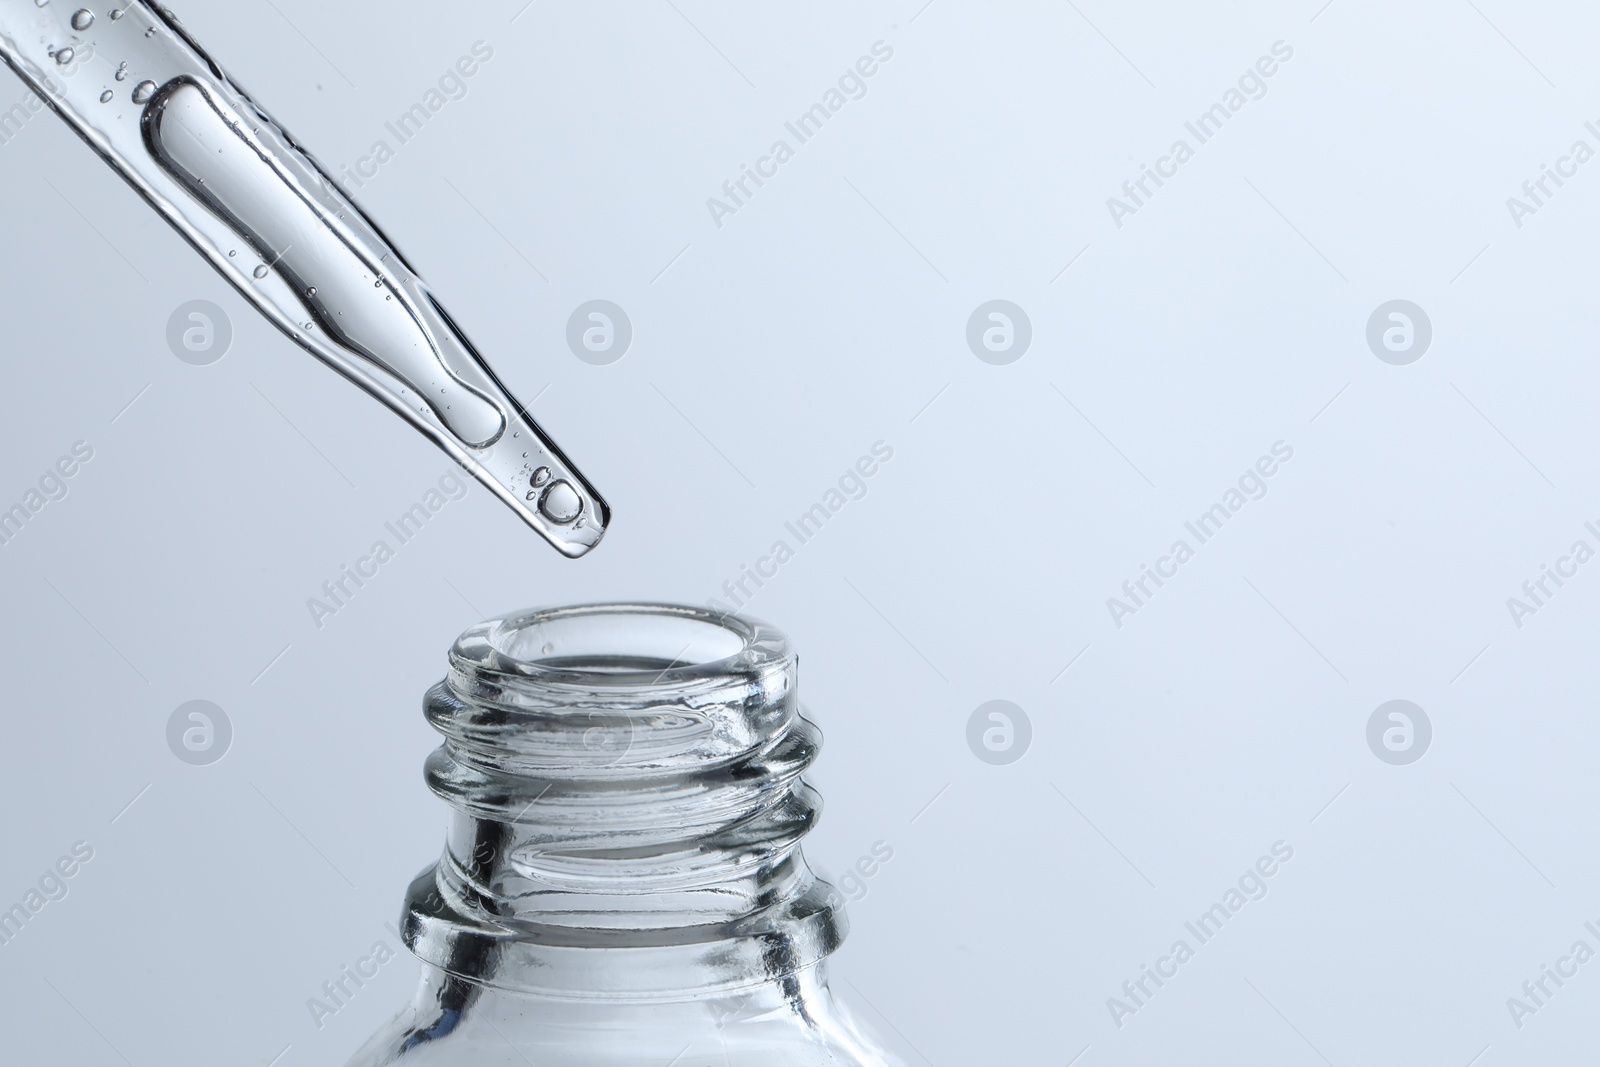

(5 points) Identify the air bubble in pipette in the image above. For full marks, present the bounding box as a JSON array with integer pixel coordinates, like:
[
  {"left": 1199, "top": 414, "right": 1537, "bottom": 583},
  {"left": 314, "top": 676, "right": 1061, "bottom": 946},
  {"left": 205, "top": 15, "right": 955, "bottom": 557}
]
[{"left": 539, "top": 481, "right": 582, "bottom": 524}]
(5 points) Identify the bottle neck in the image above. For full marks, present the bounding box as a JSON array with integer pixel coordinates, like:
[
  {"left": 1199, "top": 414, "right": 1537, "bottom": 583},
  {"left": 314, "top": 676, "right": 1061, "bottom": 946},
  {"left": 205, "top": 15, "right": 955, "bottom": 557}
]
[{"left": 398, "top": 604, "right": 847, "bottom": 1000}]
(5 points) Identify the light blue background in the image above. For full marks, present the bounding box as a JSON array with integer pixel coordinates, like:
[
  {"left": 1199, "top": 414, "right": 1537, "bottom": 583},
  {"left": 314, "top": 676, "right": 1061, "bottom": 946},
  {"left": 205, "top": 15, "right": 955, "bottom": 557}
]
[{"left": 2, "top": 1, "right": 1598, "bottom": 1063}]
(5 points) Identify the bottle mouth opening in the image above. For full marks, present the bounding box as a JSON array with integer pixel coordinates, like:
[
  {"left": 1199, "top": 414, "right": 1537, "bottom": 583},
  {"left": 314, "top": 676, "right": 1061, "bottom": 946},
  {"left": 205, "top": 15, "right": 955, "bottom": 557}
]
[{"left": 456, "top": 603, "right": 789, "bottom": 690}]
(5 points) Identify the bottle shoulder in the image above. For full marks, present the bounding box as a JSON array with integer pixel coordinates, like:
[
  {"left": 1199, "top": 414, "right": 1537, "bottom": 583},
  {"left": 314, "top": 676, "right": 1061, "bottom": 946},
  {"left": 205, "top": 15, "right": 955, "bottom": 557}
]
[{"left": 345, "top": 962, "right": 908, "bottom": 1067}]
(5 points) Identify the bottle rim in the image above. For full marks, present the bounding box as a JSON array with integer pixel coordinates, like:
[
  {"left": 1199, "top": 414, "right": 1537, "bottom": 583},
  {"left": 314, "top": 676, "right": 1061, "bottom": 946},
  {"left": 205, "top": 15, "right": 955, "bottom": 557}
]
[{"left": 450, "top": 602, "right": 792, "bottom": 692}]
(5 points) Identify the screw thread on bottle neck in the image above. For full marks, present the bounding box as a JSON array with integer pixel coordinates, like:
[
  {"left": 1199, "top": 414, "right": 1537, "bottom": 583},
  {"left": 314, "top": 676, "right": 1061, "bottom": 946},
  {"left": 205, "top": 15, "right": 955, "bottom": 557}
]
[{"left": 401, "top": 604, "right": 845, "bottom": 999}]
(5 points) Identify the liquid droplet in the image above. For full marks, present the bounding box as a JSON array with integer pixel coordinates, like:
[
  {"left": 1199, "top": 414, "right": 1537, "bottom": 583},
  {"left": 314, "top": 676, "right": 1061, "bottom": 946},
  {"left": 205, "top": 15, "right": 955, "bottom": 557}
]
[
  {"left": 34, "top": 0, "right": 49, "bottom": 7},
  {"left": 530, "top": 466, "right": 551, "bottom": 488},
  {"left": 541, "top": 642, "right": 555, "bottom": 655},
  {"left": 114, "top": 63, "right": 128, "bottom": 81},
  {"left": 99, "top": 89, "right": 112, "bottom": 102},
  {"left": 70, "top": 8, "right": 93, "bottom": 30},
  {"left": 306, "top": 286, "right": 317, "bottom": 296},
  {"left": 227, "top": 249, "right": 236, "bottom": 257},
  {"left": 253, "top": 264, "right": 268, "bottom": 279},
  {"left": 54, "top": 47, "right": 75, "bottom": 65},
  {"left": 538, "top": 480, "right": 582, "bottom": 524},
  {"left": 131, "top": 80, "right": 157, "bottom": 104},
  {"left": 143, "top": 26, "right": 154, "bottom": 37},
  {"left": 110, "top": 7, "right": 123, "bottom": 19}
]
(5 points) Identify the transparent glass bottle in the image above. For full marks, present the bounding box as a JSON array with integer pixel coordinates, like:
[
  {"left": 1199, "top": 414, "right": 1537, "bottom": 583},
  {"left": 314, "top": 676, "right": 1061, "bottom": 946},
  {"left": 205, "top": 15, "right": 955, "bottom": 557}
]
[{"left": 349, "top": 604, "right": 907, "bottom": 1066}]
